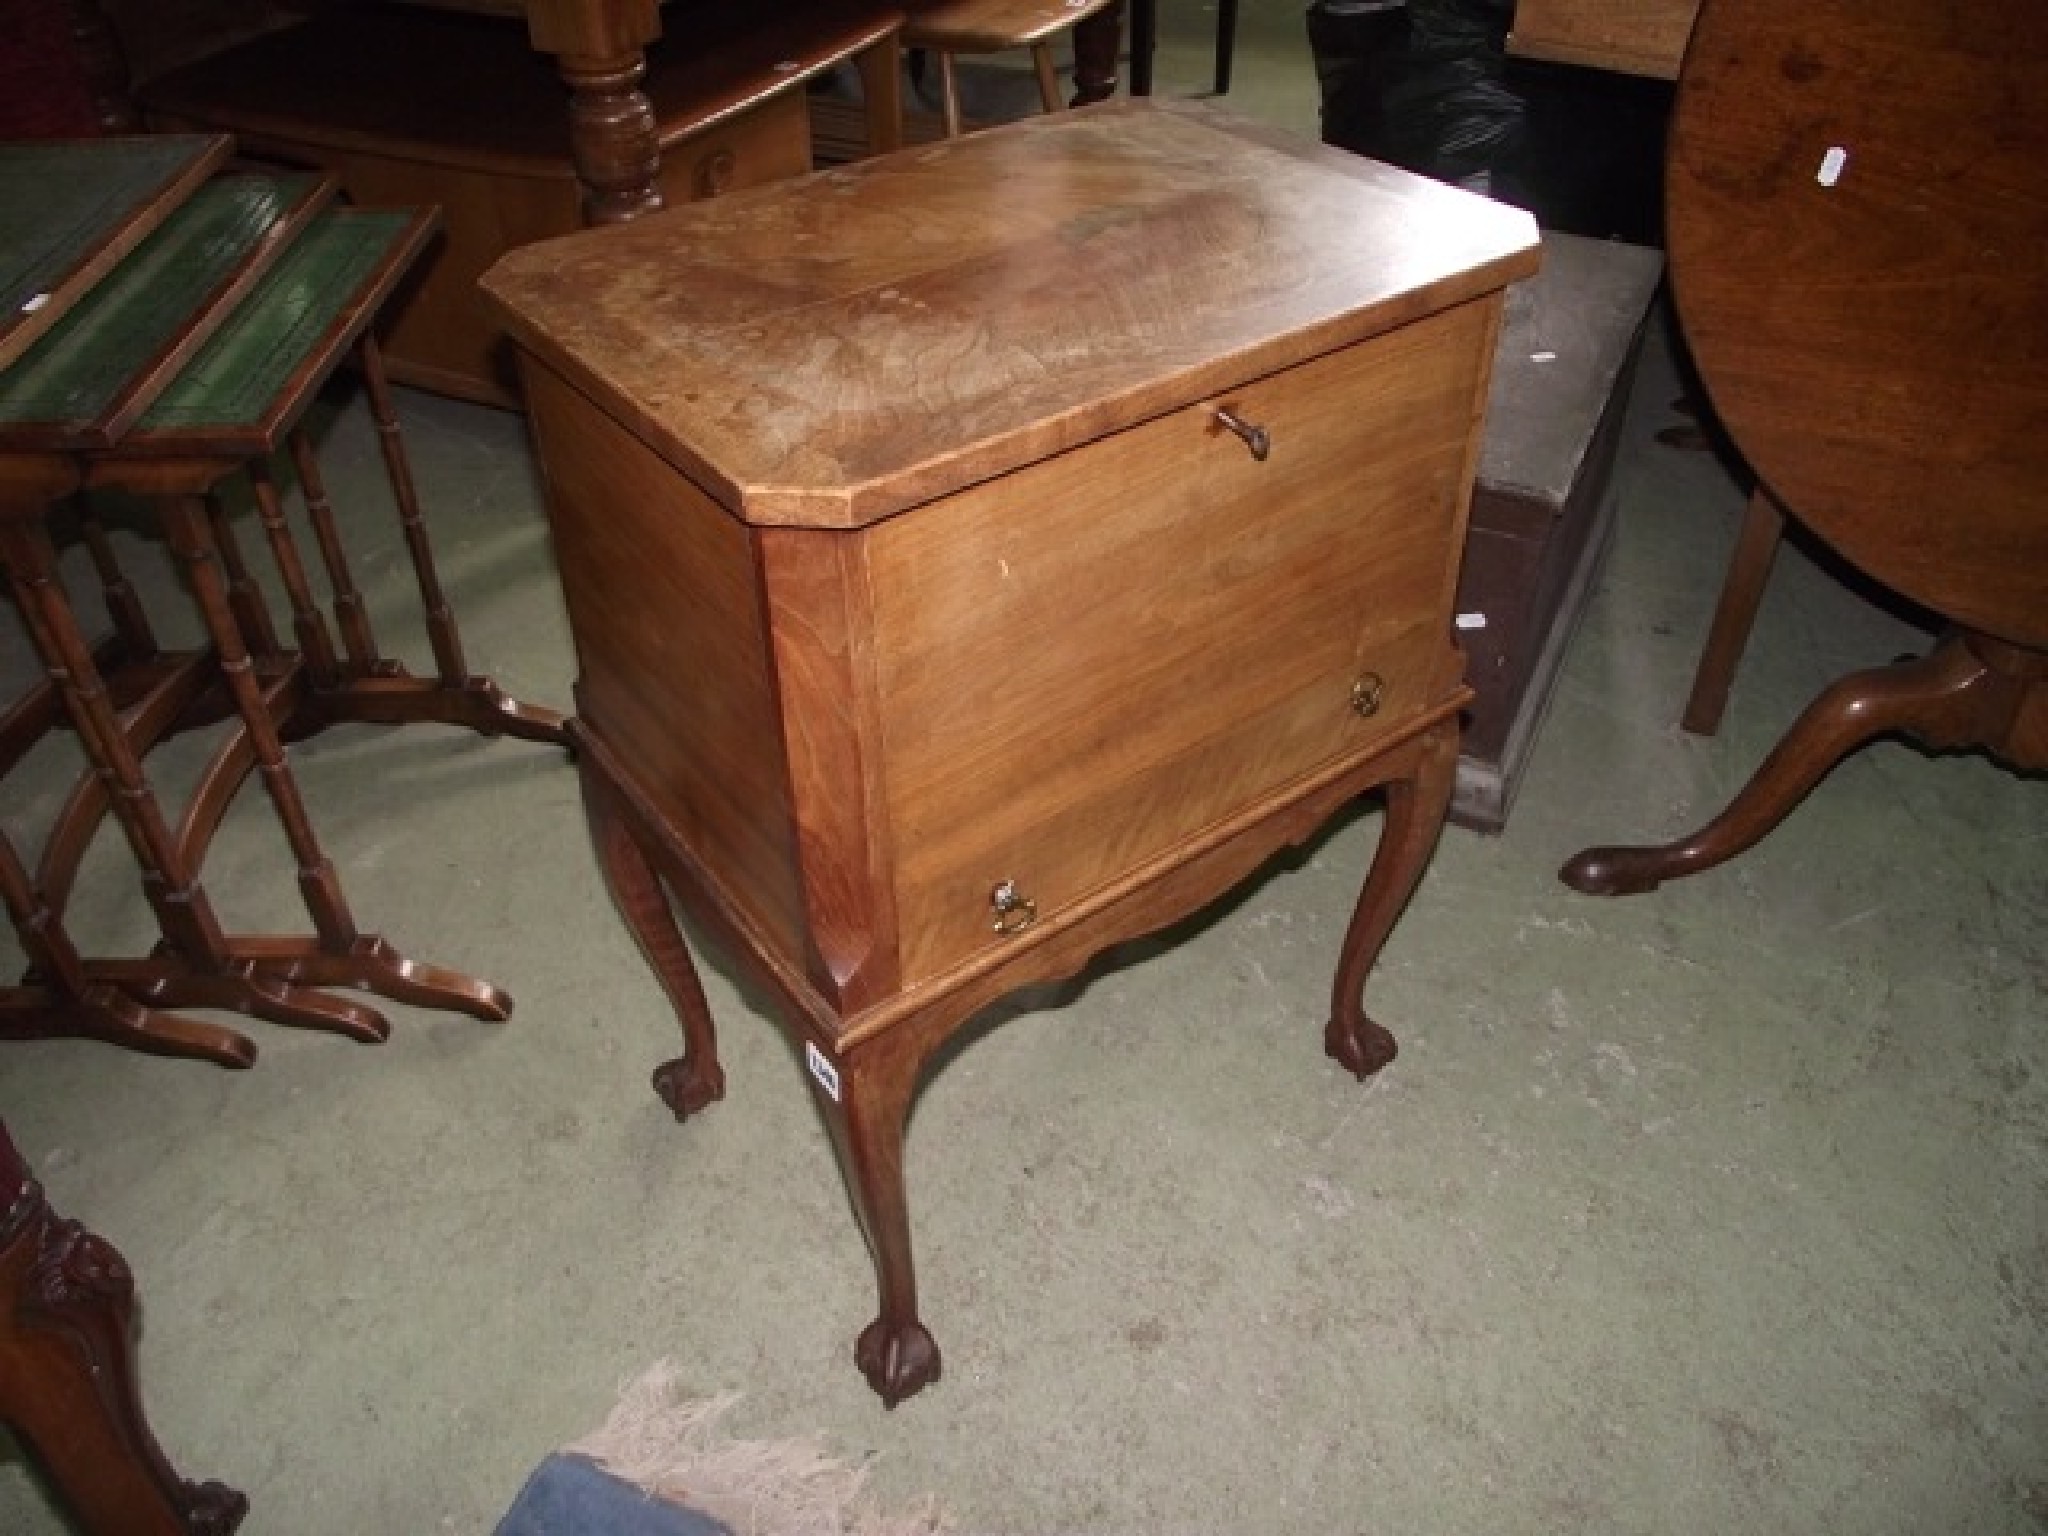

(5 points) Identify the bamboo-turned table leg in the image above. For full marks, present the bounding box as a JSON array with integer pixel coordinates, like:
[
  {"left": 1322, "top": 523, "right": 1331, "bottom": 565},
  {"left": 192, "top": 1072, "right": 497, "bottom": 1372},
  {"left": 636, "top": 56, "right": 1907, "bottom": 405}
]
[
  {"left": 0, "top": 1122, "right": 247, "bottom": 1536},
  {"left": 73, "top": 497, "right": 156, "bottom": 661},
  {"left": 152, "top": 494, "right": 513, "bottom": 1024},
  {"left": 0, "top": 826, "right": 252, "bottom": 1067},
  {"left": 1, "top": 518, "right": 385, "bottom": 1054},
  {"left": 281, "top": 338, "right": 568, "bottom": 749}
]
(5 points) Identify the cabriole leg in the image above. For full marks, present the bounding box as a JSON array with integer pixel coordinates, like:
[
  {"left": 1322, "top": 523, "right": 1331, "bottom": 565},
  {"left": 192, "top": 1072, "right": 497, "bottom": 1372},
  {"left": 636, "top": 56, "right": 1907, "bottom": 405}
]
[
  {"left": 808, "top": 1030, "right": 939, "bottom": 1407},
  {"left": 1325, "top": 720, "right": 1459, "bottom": 1080}
]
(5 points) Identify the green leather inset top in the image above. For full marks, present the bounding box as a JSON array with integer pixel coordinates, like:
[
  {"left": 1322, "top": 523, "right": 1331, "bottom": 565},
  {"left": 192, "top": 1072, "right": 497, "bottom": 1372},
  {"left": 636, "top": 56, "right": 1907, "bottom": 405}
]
[
  {"left": 136, "top": 209, "right": 416, "bottom": 435},
  {"left": 0, "top": 137, "right": 223, "bottom": 355},
  {"left": 0, "top": 172, "right": 323, "bottom": 439}
]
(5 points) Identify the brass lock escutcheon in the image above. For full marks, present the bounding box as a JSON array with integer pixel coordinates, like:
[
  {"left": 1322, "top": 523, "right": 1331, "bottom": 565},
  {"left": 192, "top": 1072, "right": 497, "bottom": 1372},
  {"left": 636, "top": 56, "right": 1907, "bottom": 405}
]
[
  {"left": 1350, "top": 672, "right": 1386, "bottom": 718},
  {"left": 989, "top": 879, "right": 1038, "bottom": 936},
  {"left": 1212, "top": 406, "right": 1271, "bottom": 462}
]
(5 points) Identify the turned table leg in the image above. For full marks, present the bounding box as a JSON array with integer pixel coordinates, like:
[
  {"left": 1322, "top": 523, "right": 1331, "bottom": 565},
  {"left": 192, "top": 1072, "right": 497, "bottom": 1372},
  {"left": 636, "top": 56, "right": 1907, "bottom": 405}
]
[
  {"left": 1326, "top": 719, "right": 1459, "bottom": 1079},
  {"left": 0, "top": 1124, "right": 246, "bottom": 1536},
  {"left": 1563, "top": 632, "right": 2036, "bottom": 897},
  {"left": 525, "top": 0, "right": 667, "bottom": 225}
]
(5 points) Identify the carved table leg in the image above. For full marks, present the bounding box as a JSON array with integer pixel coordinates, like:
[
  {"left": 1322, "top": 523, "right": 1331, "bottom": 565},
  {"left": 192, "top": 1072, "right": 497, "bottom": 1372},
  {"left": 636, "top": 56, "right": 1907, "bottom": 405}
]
[
  {"left": 0, "top": 1124, "right": 247, "bottom": 1535},
  {"left": 1563, "top": 632, "right": 2018, "bottom": 897},
  {"left": 809, "top": 1030, "right": 940, "bottom": 1408},
  {"left": 576, "top": 746, "right": 725, "bottom": 1120},
  {"left": 1325, "top": 719, "right": 1459, "bottom": 1079}
]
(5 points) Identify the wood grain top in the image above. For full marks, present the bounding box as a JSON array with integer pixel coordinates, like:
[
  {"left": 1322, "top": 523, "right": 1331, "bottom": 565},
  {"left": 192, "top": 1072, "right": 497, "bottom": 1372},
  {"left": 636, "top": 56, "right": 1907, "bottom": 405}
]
[
  {"left": 480, "top": 100, "right": 1540, "bottom": 527},
  {"left": 1668, "top": 0, "right": 2048, "bottom": 648}
]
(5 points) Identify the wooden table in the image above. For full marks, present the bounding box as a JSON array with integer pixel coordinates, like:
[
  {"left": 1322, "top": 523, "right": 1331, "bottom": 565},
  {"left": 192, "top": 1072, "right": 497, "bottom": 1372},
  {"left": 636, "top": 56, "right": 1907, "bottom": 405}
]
[
  {"left": 1561, "top": 0, "right": 2047, "bottom": 895},
  {"left": 483, "top": 99, "right": 1537, "bottom": 1404},
  {"left": 1, "top": 136, "right": 566, "bottom": 1067}
]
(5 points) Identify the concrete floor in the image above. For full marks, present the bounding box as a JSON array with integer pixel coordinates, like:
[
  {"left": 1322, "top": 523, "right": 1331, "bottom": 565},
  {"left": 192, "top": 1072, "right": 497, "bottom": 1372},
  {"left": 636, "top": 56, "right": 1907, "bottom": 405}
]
[{"left": 4, "top": 4, "right": 2044, "bottom": 1532}]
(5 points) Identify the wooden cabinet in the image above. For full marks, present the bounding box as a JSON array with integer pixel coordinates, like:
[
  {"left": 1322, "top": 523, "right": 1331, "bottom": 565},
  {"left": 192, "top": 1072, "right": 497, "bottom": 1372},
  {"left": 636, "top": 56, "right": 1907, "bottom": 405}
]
[{"left": 483, "top": 99, "right": 1538, "bottom": 1404}]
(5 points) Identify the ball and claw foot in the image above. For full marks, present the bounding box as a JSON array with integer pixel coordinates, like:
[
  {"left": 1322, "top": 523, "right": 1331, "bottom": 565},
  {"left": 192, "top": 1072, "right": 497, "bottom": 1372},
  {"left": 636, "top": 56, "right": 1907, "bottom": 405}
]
[
  {"left": 651, "top": 1055, "right": 726, "bottom": 1121},
  {"left": 1324, "top": 1013, "right": 1398, "bottom": 1081},
  {"left": 856, "top": 1316, "right": 941, "bottom": 1408}
]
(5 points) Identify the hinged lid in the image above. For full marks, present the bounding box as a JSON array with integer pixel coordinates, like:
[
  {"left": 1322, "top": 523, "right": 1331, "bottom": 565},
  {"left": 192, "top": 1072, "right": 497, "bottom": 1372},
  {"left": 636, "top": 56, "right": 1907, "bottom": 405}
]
[{"left": 480, "top": 99, "right": 1540, "bottom": 529}]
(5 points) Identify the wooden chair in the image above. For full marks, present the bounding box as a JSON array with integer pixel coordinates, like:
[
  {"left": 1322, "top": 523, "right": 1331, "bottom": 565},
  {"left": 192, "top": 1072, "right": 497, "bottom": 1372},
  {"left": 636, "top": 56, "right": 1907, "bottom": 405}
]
[{"left": 905, "top": 0, "right": 1123, "bottom": 137}]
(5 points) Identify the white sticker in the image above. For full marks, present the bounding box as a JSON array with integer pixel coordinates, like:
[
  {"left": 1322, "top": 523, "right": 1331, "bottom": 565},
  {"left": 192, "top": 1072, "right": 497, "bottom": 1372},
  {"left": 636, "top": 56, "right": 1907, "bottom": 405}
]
[
  {"left": 806, "top": 1040, "right": 842, "bottom": 1101},
  {"left": 1456, "top": 612, "right": 1487, "bottom": 631},
  {"left": 1817, "top": 146, "right": 1848, "bottom": 187},
  {"left": 1530, "top": 350, "right": 1557, "bottom": 363},
  {"left": 22, "top": 292, "right": 50, "bottom": 314}
]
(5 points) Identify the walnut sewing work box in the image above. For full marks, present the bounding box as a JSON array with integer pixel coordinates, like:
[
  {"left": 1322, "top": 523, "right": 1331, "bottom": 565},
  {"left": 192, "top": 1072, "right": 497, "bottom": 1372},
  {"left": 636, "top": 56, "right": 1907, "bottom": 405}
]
[{"left": 481, "top": 99, "right": 1538, "bottom": 1405}]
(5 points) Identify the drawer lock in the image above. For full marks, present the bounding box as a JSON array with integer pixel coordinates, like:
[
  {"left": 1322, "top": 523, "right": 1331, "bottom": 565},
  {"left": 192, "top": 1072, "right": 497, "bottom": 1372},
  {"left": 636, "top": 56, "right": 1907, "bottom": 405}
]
[
  {"left": 1350, "top": 672, "right": 1386, "bottom": 718},
  {"left": 989, "top": 880, "right": 1038, "bottom": 935},
  {"left": 1212, "top": 406, "right": 1271, "bottom": 462}
]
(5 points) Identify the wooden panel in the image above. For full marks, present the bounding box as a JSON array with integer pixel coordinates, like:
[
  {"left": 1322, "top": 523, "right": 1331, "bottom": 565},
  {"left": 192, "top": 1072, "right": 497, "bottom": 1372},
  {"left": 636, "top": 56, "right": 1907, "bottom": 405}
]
[
  {"left": 520, "top": 358, "right": 809, "bottom": 967},
  {"left": 868, "top": 303, "right": 1494, "bottom": 985},
  {"left": 1508, "top": 0, "right": 1697, "bottom": 78}
]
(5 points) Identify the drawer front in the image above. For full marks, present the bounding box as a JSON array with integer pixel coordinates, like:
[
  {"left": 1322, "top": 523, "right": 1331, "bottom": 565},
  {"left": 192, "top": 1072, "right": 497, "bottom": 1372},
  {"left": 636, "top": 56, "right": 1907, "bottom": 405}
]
[
  {"left": 657, "top": 94, "right": 813, "bottom": 205},
  {"left": 866, "top": 301, "right": 1496, "bottom": 986}
]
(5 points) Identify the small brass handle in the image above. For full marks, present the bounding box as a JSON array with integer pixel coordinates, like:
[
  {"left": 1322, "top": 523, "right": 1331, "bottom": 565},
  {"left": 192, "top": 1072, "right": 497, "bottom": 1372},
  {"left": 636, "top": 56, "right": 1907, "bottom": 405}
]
[
  {"left": 1351, "top": 673, "right": 1386, "bottom": 718},
  {"left": 989, "top": 880, "right": 1037, "bottom": 936},
  {"left": 1213, "top": 407, "right": 1271, "bottom": 462}
]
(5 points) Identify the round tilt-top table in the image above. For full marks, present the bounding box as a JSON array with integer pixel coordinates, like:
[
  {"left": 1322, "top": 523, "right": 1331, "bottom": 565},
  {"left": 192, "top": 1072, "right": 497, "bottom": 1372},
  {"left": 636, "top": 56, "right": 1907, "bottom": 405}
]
[{"left": 1563, "top": 0, "right": 2048, "bottom": 896}]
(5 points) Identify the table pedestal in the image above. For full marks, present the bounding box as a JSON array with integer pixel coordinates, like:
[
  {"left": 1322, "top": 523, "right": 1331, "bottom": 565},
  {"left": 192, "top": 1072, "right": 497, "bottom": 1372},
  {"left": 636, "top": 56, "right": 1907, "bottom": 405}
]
[{"left": 1563, "top": 631, "right": 2047, "bottom": 896}]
